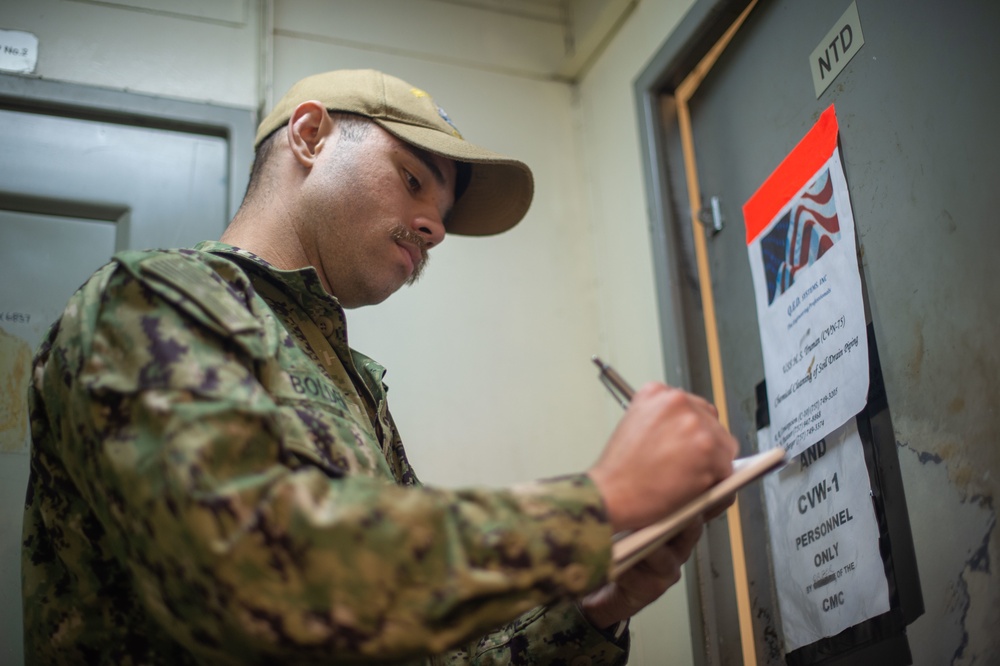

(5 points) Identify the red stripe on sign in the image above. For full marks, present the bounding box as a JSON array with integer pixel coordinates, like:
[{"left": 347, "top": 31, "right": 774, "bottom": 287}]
[{"left": 742, "top": 105, "right": 839, "bottom": 245}]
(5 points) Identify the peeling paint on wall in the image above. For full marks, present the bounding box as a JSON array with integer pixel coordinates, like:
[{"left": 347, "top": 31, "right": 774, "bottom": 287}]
[
  {"left": 896, "top": 434, "right": 998, "bottom": 665},
  {"left": 955, "top": 510, "right": 998, "bottom": 666}
]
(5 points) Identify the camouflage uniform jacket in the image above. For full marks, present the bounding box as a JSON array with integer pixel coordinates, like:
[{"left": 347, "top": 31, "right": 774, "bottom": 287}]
[{"left": 22, "top": 241, "right": 629, "bottom": 665}]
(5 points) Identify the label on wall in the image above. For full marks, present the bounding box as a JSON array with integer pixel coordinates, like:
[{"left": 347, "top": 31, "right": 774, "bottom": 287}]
[
  {"left": 761, "top": 419, "right": 890, "bottom": 652},
  {"left": 0, "top": 29, "right": 39, "bottom": 74},
  {"left": 810, "top": 1, "right": 865, "bottom": 98},
  {"left": 742, "top": 105, "right": 869, "bottom": 458}
]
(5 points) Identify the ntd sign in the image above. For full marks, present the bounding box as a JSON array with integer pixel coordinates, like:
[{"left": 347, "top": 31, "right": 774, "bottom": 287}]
[{"left": 809, "top": 2, "right": 866, "bottom": 98}]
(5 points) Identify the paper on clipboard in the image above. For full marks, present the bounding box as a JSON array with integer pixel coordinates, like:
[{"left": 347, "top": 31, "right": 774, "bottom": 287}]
[{"left": 611, "top": 447, "right": 786, "bottom": 578}]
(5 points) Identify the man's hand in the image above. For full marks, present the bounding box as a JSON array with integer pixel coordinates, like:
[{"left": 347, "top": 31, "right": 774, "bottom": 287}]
[
  {"left": 587, "top": 382, "right": 739, "bottom": 533},
  {"left": 578, "top": 519, "right": 704, "bottom": 629},
  {"left": 580, "top": 381, "right": 738, "bottom": 627}
]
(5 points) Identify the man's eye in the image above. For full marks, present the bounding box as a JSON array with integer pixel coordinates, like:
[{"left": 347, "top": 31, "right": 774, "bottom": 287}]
[{"left": 403, "top": 170, "right": 421, "bottom": 192}]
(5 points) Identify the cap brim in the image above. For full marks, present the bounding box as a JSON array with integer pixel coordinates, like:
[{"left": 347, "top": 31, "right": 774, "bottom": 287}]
[{"left": 376, "top": 119, "right": 534, "bottom": 236}]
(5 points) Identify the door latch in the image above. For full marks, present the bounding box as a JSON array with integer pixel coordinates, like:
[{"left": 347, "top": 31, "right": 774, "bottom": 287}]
[{"left": 697, "top": 195, "right": 725, "bottom": 235}]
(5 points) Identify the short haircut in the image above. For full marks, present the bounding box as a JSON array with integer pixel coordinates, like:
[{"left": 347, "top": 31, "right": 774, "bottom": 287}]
[
  {"left": 243, "top": 111, "right": 470, "bottom": 205},
  {"left": 243, "top": 112, "right": 371, "bottom": 201}
]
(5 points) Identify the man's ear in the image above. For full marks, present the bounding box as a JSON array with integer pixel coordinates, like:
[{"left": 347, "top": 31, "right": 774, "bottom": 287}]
[{"left": 287, "top": 101, "right": 332, "bottom": 168}]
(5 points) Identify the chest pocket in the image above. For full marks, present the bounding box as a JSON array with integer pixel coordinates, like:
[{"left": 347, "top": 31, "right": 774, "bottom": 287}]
[{"left": 250, "top": 296, "right": 395, "bottom": 482}]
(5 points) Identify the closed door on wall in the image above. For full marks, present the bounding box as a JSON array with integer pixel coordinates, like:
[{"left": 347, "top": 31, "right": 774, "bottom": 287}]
[
  {"left": 644, "top": 0, "right": 999, "bottom": 664},
  {"left": 0, "top": 79, "right": 248, "bottom": 666}
]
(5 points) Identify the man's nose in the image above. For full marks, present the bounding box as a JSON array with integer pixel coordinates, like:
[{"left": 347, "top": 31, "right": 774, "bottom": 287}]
[{"left": 412, "top": 209, "right": 446, "bottom": 248}]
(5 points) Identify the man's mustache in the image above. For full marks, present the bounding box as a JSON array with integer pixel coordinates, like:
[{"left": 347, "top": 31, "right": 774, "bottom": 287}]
[{"left": 392, "top": 226, "right": 430, "bottom": 284}]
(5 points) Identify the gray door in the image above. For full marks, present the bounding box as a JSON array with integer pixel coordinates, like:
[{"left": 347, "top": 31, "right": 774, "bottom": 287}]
[
  {"left": 641, "top": 0, "right": 999, "bottom": 664},
  {"left": 0, "top": 78, "right": 251, "bottom": 666}
]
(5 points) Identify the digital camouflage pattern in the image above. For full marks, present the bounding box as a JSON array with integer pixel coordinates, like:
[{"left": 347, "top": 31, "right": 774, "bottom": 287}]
[{"left": 22, "top": 242, "right": 628, "bottom": 665}]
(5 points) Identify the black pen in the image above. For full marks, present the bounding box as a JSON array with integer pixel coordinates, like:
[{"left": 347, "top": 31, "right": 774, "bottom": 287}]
[{"left": 592, "top": 356, "right": 635, "bottom": 409}]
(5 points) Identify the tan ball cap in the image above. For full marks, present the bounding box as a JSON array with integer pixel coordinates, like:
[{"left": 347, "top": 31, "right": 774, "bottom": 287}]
[{"left": 255, "top": 69, "right": 534, "bottom": 236}]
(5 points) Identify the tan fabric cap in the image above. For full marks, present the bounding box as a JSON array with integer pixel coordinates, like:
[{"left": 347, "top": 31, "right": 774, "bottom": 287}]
[{"left": 256, "top": 69, "right": 534, "bottom": 236}]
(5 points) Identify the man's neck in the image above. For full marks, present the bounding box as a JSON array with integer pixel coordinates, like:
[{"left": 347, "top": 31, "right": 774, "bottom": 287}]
[{"left": 221, "top": 207, "right": 309, "bottom": 272}]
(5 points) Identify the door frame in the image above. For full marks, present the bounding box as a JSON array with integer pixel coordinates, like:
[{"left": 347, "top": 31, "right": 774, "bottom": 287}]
[
  {"left": 0, "top": 73, "right": 255, "bottom": 221},
  {"left": 632, "top": 1, "right": 759, "bottom": 664},
  {"left": 635, "top": 0, "right": 753, "bottom": 405},
  {"left": 633, "top": 3, "right": 928, "bottom": 665}
]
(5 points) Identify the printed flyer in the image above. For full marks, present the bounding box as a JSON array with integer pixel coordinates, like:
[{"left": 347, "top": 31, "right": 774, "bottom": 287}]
[
  {"left": 761, "top": 419, "right": 890, "bottom": 651},
  {"left": 743, "top": 105, "right": 869, "bottom": 457}
]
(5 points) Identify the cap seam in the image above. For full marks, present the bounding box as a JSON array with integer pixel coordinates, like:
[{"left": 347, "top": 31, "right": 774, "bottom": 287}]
[{"left": 376, "top": 71, "right": 387, "bottom": 117}]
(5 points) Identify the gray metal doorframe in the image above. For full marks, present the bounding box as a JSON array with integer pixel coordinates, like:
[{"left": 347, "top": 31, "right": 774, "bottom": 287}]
[
  {"left": 632, "top": 3, "right": 757, "bottom": 665},
  {"left": 0, "top": 73, "right": 255, "bottom": 220},
  {"left": 634, "top": 0, "right": 753, "bottom": 394}
]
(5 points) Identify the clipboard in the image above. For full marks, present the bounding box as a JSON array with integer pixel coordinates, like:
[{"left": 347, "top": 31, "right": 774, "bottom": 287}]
[{"left": 611, "top": 447, "right": 786, "bottom": 579}]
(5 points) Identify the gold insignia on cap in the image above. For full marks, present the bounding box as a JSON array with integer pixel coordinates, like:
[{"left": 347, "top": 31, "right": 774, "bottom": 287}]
[{"left": 410, "top": 88, "right": 429, "bottom": 98}]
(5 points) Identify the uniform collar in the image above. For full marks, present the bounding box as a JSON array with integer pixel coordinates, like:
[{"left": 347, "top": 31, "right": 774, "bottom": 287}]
[{"left": 194, "top": 240, "right": 351, "bottom": 348}]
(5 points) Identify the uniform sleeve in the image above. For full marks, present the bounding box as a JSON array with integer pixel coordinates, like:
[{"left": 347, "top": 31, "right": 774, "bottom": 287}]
[
  {"left": 41, "top": 259, "right": 617, "bottom": 664},
  {"left": 434, "top": 600, "right": 628, "bottom": 665}
]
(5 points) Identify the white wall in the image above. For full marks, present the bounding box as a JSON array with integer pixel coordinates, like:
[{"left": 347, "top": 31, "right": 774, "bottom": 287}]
[
  {"left": 267, "top": 0, "right": 606, "bottom": 490},
  {"left": 1, "top": 0, "right": 702, "bottom": 663}
]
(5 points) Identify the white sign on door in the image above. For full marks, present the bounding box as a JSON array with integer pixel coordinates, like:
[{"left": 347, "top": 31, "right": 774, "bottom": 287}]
[
  {"left": 742, "top": 105, "right": 869, "bottom": 459},
  {"left": 762, "top": 418, "right": 890, "bottom": 651}
]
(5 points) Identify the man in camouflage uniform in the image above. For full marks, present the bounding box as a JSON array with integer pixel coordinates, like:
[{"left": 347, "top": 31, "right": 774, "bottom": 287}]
[{"left": 22, "top": 70, "right": 738, "bottom": 664}]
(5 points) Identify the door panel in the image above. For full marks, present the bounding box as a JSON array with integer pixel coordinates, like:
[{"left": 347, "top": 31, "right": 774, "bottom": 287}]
[
  {"left": 679, "top": 0, "right": 999, "bottom": 663},
  {"left": 1, "top": 210, "right": 117, "bottom": 356},
  {"left": 0, "top": 100, "right": 233, "bottom": 666},
  {"left": 2, "top": 108, "right": 228, "bottom": 248}
]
